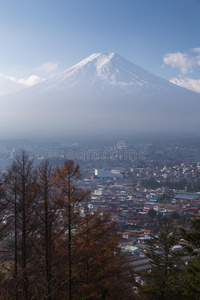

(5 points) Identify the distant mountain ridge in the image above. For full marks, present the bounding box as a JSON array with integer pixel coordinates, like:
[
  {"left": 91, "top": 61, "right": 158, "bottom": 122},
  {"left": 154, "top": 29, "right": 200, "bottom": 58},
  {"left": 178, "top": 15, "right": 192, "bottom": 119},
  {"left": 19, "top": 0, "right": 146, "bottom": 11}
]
[{"left": 0, "top": 52, "right": 200, "bottom": 140}]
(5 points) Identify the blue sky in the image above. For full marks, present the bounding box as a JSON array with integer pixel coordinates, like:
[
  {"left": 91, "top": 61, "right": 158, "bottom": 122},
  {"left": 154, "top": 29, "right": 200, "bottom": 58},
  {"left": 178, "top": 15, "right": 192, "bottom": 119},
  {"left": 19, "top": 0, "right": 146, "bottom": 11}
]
[{"left": 0, "top": 0, "right": 199, "bottom": 92}]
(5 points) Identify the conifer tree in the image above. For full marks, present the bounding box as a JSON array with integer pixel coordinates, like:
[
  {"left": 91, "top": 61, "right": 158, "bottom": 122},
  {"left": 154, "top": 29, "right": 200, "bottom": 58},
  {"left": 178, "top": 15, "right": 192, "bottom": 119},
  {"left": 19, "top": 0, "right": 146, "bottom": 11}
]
[
  {"left": 178, "top": 218, "right": 200, "bottom": 299},
  {"left": 141, "top": 217, "right": 185, "bottom": 299}
]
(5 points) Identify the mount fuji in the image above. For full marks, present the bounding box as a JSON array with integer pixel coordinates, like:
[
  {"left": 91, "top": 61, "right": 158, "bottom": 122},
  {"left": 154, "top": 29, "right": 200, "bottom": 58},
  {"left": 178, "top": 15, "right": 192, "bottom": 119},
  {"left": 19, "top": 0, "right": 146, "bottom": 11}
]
[{"left": 0, "top": 52, "right": 200, "bottom": 139}]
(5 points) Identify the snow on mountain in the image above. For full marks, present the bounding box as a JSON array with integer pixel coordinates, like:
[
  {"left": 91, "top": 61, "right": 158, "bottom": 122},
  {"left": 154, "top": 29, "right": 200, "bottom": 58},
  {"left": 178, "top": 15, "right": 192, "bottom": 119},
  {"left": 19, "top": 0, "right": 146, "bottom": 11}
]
[
  {"left": 39, "top": 52, "right": 176, "bottom": 93},
  {"left": 0, "top": 52, "right": 200, "bottom": 140}
]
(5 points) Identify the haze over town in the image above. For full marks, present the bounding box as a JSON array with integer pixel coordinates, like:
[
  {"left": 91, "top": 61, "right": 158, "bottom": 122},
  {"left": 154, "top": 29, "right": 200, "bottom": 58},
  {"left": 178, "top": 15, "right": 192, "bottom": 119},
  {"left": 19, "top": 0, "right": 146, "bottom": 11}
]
[{"left": 1, "top": 2, "right": 200, "bottom": 299}]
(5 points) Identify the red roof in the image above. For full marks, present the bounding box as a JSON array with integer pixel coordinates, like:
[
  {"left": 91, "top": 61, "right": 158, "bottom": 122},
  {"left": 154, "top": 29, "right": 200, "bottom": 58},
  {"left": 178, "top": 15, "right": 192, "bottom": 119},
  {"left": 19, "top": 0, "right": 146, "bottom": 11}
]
[{"left": 186, "top": 207, "right": 198, "bottom": 210}]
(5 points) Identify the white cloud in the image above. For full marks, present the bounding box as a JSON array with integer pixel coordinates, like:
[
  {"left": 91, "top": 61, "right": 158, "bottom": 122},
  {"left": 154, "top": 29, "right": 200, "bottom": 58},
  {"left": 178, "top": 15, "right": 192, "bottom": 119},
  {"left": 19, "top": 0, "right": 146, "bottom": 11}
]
[
  {"left": 163, "top": 47, "right": 200, "bottom": 74},
  {"left": 19, "top": 75, "right": 45, "bottom": 86},
  {"left": 193, "top": 48, "right": 200, "bottom": 67},
  {"left": 170, "top": 77, "right": 200, "bottom": 93},
  {"left": 36, "top": 62, "right": 58, "bottom": 73},
  {"left": 0, "top": 74, "right": 45, "bottom": 96},
  {"left": 163, "top": 52, "right": 194, "bottom": 74},
  {"left": 193, "top": 47, "right": 200, "bottom": 54},
  {"left": 163, "top": 48, "right": 200, "bottom": 93}
]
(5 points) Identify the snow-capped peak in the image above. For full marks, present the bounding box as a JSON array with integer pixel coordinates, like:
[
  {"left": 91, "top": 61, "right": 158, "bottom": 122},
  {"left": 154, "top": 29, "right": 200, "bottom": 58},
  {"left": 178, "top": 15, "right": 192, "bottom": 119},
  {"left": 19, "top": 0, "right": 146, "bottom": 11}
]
[
  {"left": 71, "top": 52, "right": 115, "bottom": 69},
  {"left": 41, "top": 52, "right": 173, "bottom": 92},
  {"left": 1, "top": 52, "right": 200, "bottom": 140}
]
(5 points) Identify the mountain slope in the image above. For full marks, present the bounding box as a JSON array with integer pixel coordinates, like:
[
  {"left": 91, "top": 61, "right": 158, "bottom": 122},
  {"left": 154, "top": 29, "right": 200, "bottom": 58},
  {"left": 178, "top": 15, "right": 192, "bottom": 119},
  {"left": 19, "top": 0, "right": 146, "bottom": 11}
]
[
  {"left": 0, "top": 52, "right": 200, "bottom": 140},
  {"left": 38, "top": 52, "right": 179, "bottom": 92}
]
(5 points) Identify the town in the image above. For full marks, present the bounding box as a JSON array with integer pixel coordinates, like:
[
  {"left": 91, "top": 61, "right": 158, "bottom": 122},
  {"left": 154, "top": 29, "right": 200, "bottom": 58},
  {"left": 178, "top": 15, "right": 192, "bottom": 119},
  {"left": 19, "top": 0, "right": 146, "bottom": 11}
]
[{"left": 0, "top": 138, "right": 200, "bottom": 272}]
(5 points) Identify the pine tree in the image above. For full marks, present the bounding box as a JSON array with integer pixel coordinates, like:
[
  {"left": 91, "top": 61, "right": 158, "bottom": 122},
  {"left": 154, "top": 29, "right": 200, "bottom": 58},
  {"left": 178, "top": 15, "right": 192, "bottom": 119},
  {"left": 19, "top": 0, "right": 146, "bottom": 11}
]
[
  {"left": 178, "top": 218, "right": 200, "bottom": 299},
  {"left": 181, "top": 218, "right": 200, "bottom": 256},
  {"left": 141, "top": 217, "right": 185, "bottom": 299}
]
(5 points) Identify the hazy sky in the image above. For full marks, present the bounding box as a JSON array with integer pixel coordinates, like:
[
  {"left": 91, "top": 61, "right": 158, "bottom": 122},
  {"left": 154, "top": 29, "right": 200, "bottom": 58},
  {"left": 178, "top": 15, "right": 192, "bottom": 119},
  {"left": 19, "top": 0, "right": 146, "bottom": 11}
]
[{"left": 0, "top": 0, "right": 199, "bottom": 93}]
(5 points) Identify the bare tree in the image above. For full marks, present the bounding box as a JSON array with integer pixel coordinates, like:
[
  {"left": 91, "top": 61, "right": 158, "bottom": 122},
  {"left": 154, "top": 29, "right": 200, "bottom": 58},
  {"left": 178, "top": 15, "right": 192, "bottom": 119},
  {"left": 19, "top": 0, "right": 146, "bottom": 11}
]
[
  {"left": 33, "top": 159, "right": 65, "bottom": 299},
  {"left": 0, "top": 157, "right": 136, "bottom": 299},
  {"left": 74, "top": 210, "right": 135, "bottom": 299},
  {"left": 53, "top": 160, "right": 90, "bottom": 300},
  {"left": 3, "top": 151, "right": 36, "bottom": 299}
]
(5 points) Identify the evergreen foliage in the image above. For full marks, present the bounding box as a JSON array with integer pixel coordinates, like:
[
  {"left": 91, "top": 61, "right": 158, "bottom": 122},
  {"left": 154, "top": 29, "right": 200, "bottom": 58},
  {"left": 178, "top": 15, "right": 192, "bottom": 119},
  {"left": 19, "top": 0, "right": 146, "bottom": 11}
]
[
  {"left": 142, "top": 177, "right": 187, "bottom": 190},
  {"left": 141, "top": 218, "right": 185, "bottom": 299}
]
